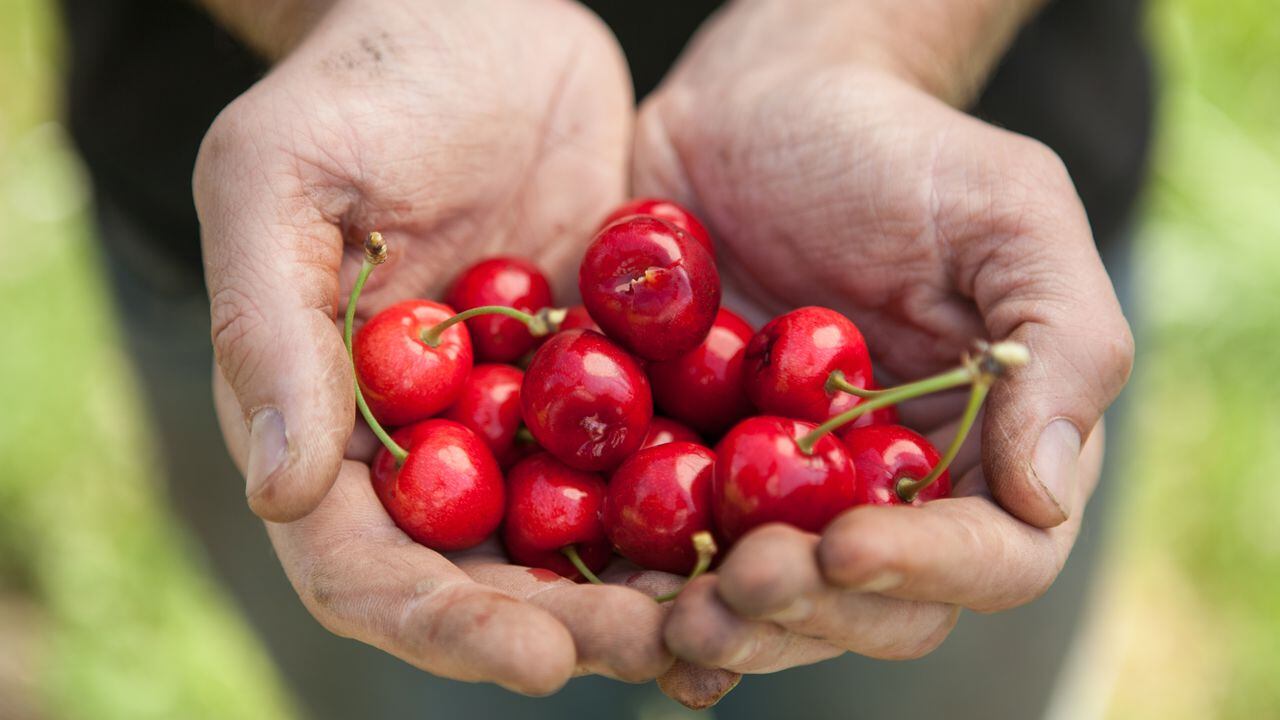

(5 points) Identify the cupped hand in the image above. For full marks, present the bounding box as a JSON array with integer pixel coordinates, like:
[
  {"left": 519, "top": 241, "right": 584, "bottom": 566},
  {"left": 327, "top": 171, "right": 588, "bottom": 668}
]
[
  {"left": 634, "top": 4, "right": 1133, "bottom": 671},
  {"left": 196, "top": 0, "right": 735, "bottom": 701}
]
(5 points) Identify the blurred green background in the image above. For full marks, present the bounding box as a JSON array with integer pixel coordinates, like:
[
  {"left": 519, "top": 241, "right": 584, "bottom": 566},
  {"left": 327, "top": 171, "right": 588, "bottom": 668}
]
[{"left": 1, "top": 0, "right": 1277, "bottom": 718}]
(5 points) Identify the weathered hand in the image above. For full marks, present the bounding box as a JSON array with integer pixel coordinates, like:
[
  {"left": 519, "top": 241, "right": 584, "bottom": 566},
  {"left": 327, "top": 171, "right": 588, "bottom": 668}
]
[
  {"left": 196, "top": 0, "right": 734, "bottom": 701},
  {"left": 634, "top": 3, "right": 1133, "bottom": 671}
]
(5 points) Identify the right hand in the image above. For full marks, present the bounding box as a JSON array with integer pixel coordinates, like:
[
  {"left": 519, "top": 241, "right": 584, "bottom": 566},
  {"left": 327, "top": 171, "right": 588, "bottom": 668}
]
[{"left": 196, "top": 0, "right": 735, "bottom": 701}]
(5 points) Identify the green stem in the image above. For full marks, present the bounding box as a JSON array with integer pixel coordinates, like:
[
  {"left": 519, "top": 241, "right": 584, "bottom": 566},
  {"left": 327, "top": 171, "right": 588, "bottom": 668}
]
[
  {"left": 561, "top": 545, "right": 604, "bottom": 585},
  {"left": 824, "top": 369, "right": 884, "bottom": 399},
  {"left": 895, "top": 378, "right": 991, "bottom": 502},
  {"left": 346, "top": 233, "right": 409, "bottom": 465},
  {"left": 796, "top": 366, "right": 974, "bottom": 455},
  {"left": 654, "top": 532, "right": 718, "bottom": 603},
  {"left": 420, "top": 305, "right": 566, "bottom": 347}
]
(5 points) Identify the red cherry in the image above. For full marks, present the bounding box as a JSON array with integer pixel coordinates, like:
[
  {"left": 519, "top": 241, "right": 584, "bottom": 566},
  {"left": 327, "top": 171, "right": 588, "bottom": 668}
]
[
  {"left": 604, "top": 442, "right": 716, "bottom": 574},
  {"left": 743, "top": 307, "right": 874, "bottom": 424},
  {"left": 558, "top": 304, "right": 602, "bottom": 334},
  {"left": 640, "top": 417, "right": 702, "bottom": 450},
  {"left": 713, "top": 416, "right": 856, "bottom": 545},
  {"left": 370, "top": 419, "right": 504, "bottom": 551},
  {"left": 599, "top": 197, "right": 715, "bottom": 259},
  {"left": 354, "top": 299, "right": 473, "bottom": 426},
  {"left": 648, "top": 308, "right": 754, "bottom": 435},
  {"left": 578, "top": 216, "right": 721, "bottom": 361},
  {"left": 844, "top": 424, "right": 951, "bottom": 506},
  {"left": 503, "top": 452, "right": 611, "bottom": 581},
  {"left": 445, "top": 257, "right": 553, "bottom": 363},
  {"left": 521, "top": 329, "right": 653, "bottom": 471},
  {"left": 444, "top": 364, "right": 527, "bottom": 467}
]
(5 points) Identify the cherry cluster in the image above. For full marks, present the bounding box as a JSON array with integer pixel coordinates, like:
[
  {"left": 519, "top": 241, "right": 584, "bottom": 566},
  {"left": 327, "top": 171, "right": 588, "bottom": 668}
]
[{"left": 345, "top": 198, "right": 1027, "bottom": 593}]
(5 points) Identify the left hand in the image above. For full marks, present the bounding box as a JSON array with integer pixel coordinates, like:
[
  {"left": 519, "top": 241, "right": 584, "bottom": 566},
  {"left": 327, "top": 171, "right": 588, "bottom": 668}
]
[{"left": 633, "top": 1, "right": 1133, "bottom": 670}]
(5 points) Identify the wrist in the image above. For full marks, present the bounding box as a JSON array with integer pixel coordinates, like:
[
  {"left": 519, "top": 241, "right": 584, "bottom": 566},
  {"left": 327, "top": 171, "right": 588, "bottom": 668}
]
[
  {"left": 199, "top": 0, "right": 338, "bottom": 60},
  {"left": 716, "top": 0, "right": 1046, "bottom": 106}
]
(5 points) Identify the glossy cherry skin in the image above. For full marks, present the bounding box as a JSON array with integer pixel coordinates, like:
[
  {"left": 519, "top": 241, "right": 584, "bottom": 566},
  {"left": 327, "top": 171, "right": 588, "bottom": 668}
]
[
  {"left": 845, "top": 424, "right": 951, "bottom": 506},
  {"left": 599, "top": 197, "right": 715, "bottom": 259},
  {"left": 502, "top": 452, "right": 611, "bottom": 581},
  {"left": 521, "top": 329, "right": 653, "bottom": 471},
  {"left": 444, "top": 257, "right": 554, "bottom": 363},
  {"left": 578, "top": 215, "right": 721, "bottom": 361},
  {"left": 604, "top": 442, "right": 716, "bottom": 574},
  {"left": 713, "top": 416, "right": 856, "bottom": 545},
  {"left": 648, "top": 307, "right": 755, "bottom": 436},
  {"left": 640, "top": 417, "right": 702, "bottom": 450},
  {"left": 371, "top": 419, "right": 504, "bottom": 551},
  {"left": 354, "top": 299, "right": 473, "bottom": 426},
  {"left": 559, "top": 304, "right": 602, "bottom": 334},
  {"left": 743, "top": 306, "right": 874, "bottom": 424},
  {"left": 444, "top": 364, "right": 526, "bottom": 467}
]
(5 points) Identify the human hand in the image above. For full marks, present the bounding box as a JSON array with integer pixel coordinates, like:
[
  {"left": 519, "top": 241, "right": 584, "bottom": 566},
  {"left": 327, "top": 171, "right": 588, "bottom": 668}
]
[
  {"left": 633, "top": 0, "right": 1134, "bottom": 671},
  {"left": 196, "top": 0, "right": 736, "bottom": 701}
]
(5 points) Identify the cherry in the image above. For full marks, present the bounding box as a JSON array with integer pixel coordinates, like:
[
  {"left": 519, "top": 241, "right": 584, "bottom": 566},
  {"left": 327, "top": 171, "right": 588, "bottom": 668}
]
[
  {"left": 444, "top": 257, "right": 554, "bottom": 363},
  {"left": 599, "top": 197, "right": 715, "bottom": 259},
  {"left": 370, "top": 419, "right": 504, "bottom": 551},
  {"left": 605, "top": 441, "right": 716, "bottom": 574},
  {"left": 640, "top": 417, "right": 702, "bottom": 450},
  {"left": 559, "top": 304, "right": 602, "bottom": 334},
  {"left": 503, "top": 452, "right": 611, "bottom": 582},
  {"left": 578, "top": 215, "right": 721, "bottom": 361},
  {"left": 521, "top": 329, "right": 653, "bottom": 472},
  {"left": 443, "top": 363, "right": 527, "bottom": 468},
  {"left": 844, "top": 424, "right": 951, "bottom": 506},
  {"left": 648, "top": 307, "right": 755, "bottom": 436},
  {"left": 742, "top": 307, "right": 873, "bottom": 424},
  {"left": 353, "top": 298, "right": 473, "bottom": 426},
  {"left": 713, "top": 416, "right": 856, "bottom": 545}
]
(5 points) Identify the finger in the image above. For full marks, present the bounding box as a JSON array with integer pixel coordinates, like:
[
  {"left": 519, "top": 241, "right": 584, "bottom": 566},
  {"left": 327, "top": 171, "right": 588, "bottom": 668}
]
[
  {"left": 657, "top": 661, "right": 742, "bottom": 710},
  {"left": 716, "top": 525, "right": 957, "bottom": 660},
  {"left": 948, "top": 132, "right": 1134, "bottom": 528},
  {"left": 819, "top": 424, "right": 1105, "bottom": 611},
  {"left": 664, "top": 576, "right": 843, "bottom": 673},
  {"left": 455, "top": 559, "right": 674, "bottom": 682},
  {"left": 267, "top": 461, "right": 577, "bottom": 695},
  {"left": 195, "top": 107, "right": 353, "bottom": 523}
]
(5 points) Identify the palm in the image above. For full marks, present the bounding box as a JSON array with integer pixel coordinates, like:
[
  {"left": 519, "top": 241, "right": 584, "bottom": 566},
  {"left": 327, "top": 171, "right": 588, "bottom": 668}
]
[
  {"left": 636, "top": 68, "right": 1054, "bottom": 431},
  {"left": 200, "top": 0, "right": 728, "bottom": 699}
]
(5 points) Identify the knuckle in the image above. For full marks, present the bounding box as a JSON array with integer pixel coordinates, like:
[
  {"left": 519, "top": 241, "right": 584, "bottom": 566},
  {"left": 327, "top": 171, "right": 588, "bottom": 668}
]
[
  {"left": 209, "top": 284, "right": 267, "bottom": 382},
  {"left": 894, "top": 606, "right": 960, "bottom": 660},
  {"left": 817, "top": 510, "right": 897, "bottom": 587}
]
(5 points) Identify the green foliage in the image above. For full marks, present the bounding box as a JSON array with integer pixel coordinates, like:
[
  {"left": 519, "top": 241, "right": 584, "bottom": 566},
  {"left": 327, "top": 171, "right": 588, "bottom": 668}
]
[{"left": 0, "top": 3, "right": 296, "bottom": 719}]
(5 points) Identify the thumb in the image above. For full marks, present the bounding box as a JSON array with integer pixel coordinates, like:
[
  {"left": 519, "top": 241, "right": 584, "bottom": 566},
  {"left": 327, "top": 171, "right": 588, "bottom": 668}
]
[
  {"left": 194, "top": 109, "right": 353, "bottom": 523},
  {"left": 955, "top": 136, "right": 1134, "bottom": 528}
]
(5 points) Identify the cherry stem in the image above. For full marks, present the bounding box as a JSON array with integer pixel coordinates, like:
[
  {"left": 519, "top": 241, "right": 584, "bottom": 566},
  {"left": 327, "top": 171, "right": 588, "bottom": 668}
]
[
  {"left": 560, "top": 545, "right": 604, "bottom": 585},
  {"left": 654, "top": 531, "right": 718, "bottom": 603},
  {"left": 895, "top": 378, "right": 991, "bottom": 502},
  {"left": 345, "top": 232, "right": 409, "bottom": 465},
  {"left": 824, "top": 370, "right": 884, "bottom": 399},
  {"left": 796, "top": 340, "right": 1030, "bottom": 456},
  {"left": 420, "top": 305, "right": 567, "bottom": 348},
  {"left": 797, "top": 366, "right": 972, "bottom": 455}
]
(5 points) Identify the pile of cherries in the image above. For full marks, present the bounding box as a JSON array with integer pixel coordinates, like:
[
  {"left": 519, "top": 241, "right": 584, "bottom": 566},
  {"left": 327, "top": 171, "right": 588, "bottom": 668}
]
[{"left": 345, "top": 199, "right": 1027, "bottom": 591}]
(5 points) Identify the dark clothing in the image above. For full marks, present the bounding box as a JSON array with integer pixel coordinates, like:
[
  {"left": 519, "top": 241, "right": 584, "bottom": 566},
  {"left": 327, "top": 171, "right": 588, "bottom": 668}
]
[
  {"left": 61, "top": 0, "right": 1152, "bottom": 293},
  {"left": 62, "top": 1, "right": 1151, "bottom": 718}
]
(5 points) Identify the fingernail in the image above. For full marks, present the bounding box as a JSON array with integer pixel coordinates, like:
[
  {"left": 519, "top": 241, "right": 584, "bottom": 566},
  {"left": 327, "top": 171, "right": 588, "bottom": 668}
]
[
  {"left": 1031, "top": 419, "right": 1081, "bottom": 521},
  {"left": 770, "top": 597, "right": 814, "bottom": 623},
  {"left": 246, "top": 408, "right": 288, "bottom": 498},
  {"left": 857, "top": 571, "right": 904, "bottom": 593}
]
